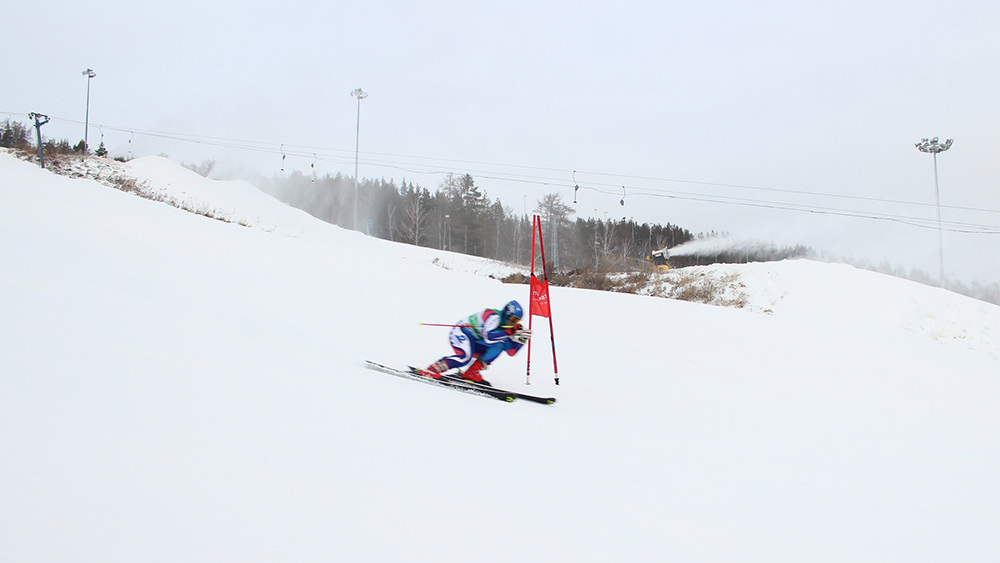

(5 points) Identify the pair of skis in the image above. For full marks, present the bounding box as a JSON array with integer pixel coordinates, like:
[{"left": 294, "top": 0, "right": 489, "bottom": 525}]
[{"left": 364, "top": 361, "right": 556, "bottom": 405}]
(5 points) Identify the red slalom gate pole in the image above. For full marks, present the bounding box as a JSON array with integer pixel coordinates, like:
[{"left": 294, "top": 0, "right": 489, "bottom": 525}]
[
  {"left": 526, "top": 215, "right": 559, "bottom": 386},
  {"left": 526, "top": 216, "right": 537, "bottom": 385},
  {"left": 535, "top": 216, "right": 559, "bottom": 385}
]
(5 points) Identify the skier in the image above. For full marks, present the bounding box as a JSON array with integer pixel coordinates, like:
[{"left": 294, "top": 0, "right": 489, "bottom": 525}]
[{"left": 421, "top": 300, "right": 532, "bottom": 386}]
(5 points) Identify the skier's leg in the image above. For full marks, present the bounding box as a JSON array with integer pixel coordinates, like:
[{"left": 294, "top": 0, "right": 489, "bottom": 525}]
[
  {"left": 423, "top": 326, "right": 474, "bottom": 377},
  {"left": 461, "top": 342, "right": 504, "bottom": 385}
]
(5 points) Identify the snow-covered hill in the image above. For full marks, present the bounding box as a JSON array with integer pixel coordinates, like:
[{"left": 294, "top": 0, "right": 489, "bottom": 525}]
[
  {"left": 666, "top": 260, "right": 1000, "bottom": 360},
  {"left": 3, "top": 151, "right": 999, "bottom": 562}
]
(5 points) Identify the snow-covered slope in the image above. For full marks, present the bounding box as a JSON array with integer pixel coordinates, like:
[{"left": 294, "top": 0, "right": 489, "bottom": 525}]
[
  {"left": 683, "top": 260, "right": 1000, "bottom": 360},
  {"left": 3, "top": 152, "right": 1000, "bottom": 562}
]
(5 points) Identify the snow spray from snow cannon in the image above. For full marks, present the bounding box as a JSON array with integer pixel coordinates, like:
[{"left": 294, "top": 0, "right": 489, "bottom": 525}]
[{"left": 527, "top": 214, "right": 559, "bottom": 385}]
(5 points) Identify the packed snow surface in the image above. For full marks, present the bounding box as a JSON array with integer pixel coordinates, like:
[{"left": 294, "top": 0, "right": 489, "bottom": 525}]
[{"left": 3, "top": 152, "right": 1000, "bottom": 561}]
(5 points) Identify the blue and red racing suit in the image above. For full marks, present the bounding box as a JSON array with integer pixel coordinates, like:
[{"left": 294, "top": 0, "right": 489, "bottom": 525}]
[{"left": 437, "top": 308, "right": 525, "bottom": 370}]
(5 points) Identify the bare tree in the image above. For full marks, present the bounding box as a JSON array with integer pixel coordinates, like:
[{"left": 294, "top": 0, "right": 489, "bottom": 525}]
[
  {"left": 386, "top": 204, "right": 398, "bottom": 242},
  {"left": 401, "top": 193, "right": 429, "bottom": 246},
  {"left": 533, "top": 193, "right": 574, "bottom": 270},
  {"left": 596, "top": 219, "right": 616, "bottom": 271},
  {"left": 618, "top": 234, "right": 635, "bottom": 261}
]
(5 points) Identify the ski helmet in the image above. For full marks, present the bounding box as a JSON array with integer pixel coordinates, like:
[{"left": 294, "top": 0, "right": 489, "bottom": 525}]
[{"left": 501, "top": 300, "right": 523, "bottom": 325}]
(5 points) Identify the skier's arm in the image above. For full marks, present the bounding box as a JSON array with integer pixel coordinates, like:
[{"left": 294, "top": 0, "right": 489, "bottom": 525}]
[
  {"left": 504, "top": 323, "right": 530, "bottom": 355},
  {"left": 480, "top": 312, "right": 509, "bottom": 345}
]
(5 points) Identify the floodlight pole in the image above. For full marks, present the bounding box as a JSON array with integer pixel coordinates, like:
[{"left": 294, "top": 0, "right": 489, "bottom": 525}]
[
  {"left": 82, "top": 69, "right": 96, "bottom": 153},
  {"left": 351, "top": 88, "right": 368, "bottom": 231},
  {"left": 915, "top": 137, "right": 954, "bottom": 286}
]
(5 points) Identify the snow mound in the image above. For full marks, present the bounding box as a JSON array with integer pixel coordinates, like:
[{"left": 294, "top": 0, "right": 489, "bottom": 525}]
[
  {"left": 708, "top": 260, "right": 1000, "bottom": 360},
  {"left": 125, "top": 156, "right": 328, "bottom": 236}
]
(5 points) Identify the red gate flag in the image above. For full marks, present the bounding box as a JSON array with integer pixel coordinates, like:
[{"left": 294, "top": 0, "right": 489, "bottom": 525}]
[{"left": 529, "top": 274, "right": 551, "bottom": 318}]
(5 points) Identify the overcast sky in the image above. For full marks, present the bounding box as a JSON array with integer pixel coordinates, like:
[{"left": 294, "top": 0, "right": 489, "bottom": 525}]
[{"left": 5, "top": 0, "right": 1000, "bottom": 283}]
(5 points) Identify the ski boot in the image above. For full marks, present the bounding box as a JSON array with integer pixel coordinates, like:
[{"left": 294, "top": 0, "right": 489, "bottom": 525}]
[
  {"left": 420, "top": 359, "right": 449, "bottom": 379},
  {"left": 461, "top": 359, "right": 491, "bottom": 387}
]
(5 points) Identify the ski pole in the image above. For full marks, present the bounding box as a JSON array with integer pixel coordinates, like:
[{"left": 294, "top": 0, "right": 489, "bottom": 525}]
[{"left": 419, "top": 323, "right": 520, "bottom": 329}]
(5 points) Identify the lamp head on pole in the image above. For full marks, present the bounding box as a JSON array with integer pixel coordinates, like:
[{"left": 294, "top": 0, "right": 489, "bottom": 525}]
[
  {"left": 83, "top": 68, "right": 96, "bottom": 79},
  {"left": 351, "top": 88, "right": 368, "bottom": 101},
  {"left": 915, "top": 137, "right": 954, "bottom": 154}
]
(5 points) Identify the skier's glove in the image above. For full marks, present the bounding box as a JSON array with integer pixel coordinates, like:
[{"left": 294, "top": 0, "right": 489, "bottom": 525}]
[{"left": 512, "top": 327, "right": 532, "bottom": 344}]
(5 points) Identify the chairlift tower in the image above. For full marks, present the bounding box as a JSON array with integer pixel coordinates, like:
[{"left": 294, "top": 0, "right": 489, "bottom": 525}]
[{"left": 27, "top": 112, "right": 50, "bottom": 168}]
